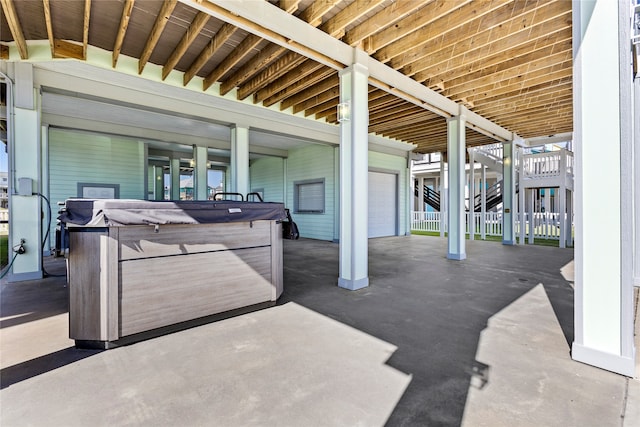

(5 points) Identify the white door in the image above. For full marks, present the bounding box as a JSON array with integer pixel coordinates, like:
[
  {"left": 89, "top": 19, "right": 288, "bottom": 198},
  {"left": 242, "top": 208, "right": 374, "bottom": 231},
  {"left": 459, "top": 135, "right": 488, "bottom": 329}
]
[{"left": 368, "top": 171, "right": 397, "bottom": 238}]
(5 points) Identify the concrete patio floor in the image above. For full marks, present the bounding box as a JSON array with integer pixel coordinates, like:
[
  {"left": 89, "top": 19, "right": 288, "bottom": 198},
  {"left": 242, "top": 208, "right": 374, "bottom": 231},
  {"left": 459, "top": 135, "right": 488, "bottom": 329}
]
[{"left": 1, "top": 235, "right": 638, "bottom": 426}]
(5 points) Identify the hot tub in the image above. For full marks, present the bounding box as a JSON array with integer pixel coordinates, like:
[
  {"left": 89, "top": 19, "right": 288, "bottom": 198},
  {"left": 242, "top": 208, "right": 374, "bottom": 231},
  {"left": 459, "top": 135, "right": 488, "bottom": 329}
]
[{"left": 59, "top": 199, "right": 286, "bottom": 348}]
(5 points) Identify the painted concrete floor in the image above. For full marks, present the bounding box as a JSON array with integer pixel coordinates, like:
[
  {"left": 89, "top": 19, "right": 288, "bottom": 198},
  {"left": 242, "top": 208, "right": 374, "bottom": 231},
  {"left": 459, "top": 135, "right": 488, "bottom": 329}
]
[{"left": 1, "top": 235, "right": 638, "bottom": 426}]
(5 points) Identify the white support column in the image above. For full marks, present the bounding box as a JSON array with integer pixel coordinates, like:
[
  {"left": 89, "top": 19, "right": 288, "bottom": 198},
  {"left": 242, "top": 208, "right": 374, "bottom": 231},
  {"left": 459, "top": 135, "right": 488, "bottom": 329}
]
[
  {"left": 193, "top": 145, "right": 209, "bottom": 200},
  {"left": 154, "top": 165, "right": 164, "bottom": 200},
  {"left": 566, "top": 188, "right": 573, "bottom": 248},
  {"left": 469, "top": 150, "right": 476, "bottom": 240},
  {"left": 635, "top": 56, "right": 640, "bottom": 288},
  {"left": 439, "top": 155, "right": 447, "bottom": 237},
  {"left": 418, "top": 177, "right": 424, "bottom": 212},
  {"left": 8, "top": 63, "right": 42, "bottom": 282},
  {"left": 338, "top": 58, "right": 369, "bottom": 290},
  {"left": 170, "top": 157, "right": 181, "bottom": 200},
  {"left": 558, "top": 185, "right": 566, "bottom": 248},
  {"left": 480, "top": 165, "right": 486, "bottom": 240},
  {"left": 502, "top": 140, "right": 517, "bottom": 245},
  {"left": 447, "top": 113, "right": 466, "bottom": 260},
  {"left": 528, "top": 189, "right": 535, "bottom": 244},
  {"left": 572, "top": 0, "right": 635, "bottom": 377},
  {"left": 231, "top": 125, "right": 250, "bottom": 197}
]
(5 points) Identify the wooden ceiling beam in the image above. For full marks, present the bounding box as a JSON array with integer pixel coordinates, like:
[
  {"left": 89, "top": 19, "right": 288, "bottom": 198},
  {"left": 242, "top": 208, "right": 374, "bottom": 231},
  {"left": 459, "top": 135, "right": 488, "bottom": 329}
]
[
  {"left": 53, "top": 39, "right": 84, "bottom": 59},
  {"left": 162, "top": 12, "right": 210, "bottom": 80},
  {"left": 445, "top": 53, "right": 572, "bottom": 100},
  {"left": 343, "top": 0, "right": 426, "bottom": 47},
  {"left": 472, "top": 81, "right": 572, "bottom": 111},
  {"left": 203, "top": 34, "right": 262, "bottom": 91},
  {"left": 426, "top": 28, "right": 572, "bottom": 89},
  {"left": 256, "top": 60, "right": 323, "bottom": 103},
  {"left": 112, "top": 0, "right": 134, "bottom": 67},
  {"left": 367, "top": 0, "right": 474, "bottom": 59},
  {"left": 0, "top": 0, "right": 28, "bottom": 59},
  {"left": 218, "top": 43, "right": 285, "bottom": 95},
  {"left": 319, "top": 0, "right": 385, "bottom": 39},
  {"left": 282, "top": 75, "right": 339, "bottom": 110},
  {"left": 410, "top": 4, "right": 572, "bottom": 80},
  {"left": 184, "top": 22, "right": 237, "bottom": 86},
  {"left": 369, "top": 104, "right": 423, "bottom": 122},
  {"left": 83, "top": 0, "right": 91, "bottom": 58},
  {"left": 293, "top": 85, "right": 340, "bottom": 114},
  {"left": 262, "top": 66, "right": 334, "bottom": 107},
  {"left": 0, "top": 45, "right": 8, "bottom": 60},
  {"left": 279, "top": 0, "right": 302, "bottom": 14},
  {"left": 476, "top": 89, "right": 572, "bottom": 116},
  {"left": 139, "top": 0, "right": 178, "bottom": 74},
  {"left": 298, "top": 0, "right": 341, "bottom": 27},
  {"left": 42, "top": 0, "right": 55, "bottom": 56},
  {"left": 305, "top": 97, "right": 339, "bottom": 117},
  {"left": 237, "top": 51, "right": 306, "bottom": 100}
]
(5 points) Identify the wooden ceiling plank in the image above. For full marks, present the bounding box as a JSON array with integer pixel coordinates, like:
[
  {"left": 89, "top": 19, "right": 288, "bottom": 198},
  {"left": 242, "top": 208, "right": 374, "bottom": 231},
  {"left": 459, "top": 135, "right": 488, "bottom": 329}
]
[
  {"left": 298, "top": 0, "right": 341, "bottom": 27},
  {"left": 0, "top": 0, "right": 28, "bottom": 59},
  {"left": 218, "top": 44, "right": 286, "bottom": 95},
  {"left": 282, "top": 75, "right": 339, "bottom": 110},
  {"left": 319, "top": 0, "right": 386, "bottom": 39},
  {"left": 445, "top": 51, "right": 572, "bottom": 100},
  {"left": 304, "top": 96, "right": 339, "bottom": 117},
  {"left": 428, "top": 26, "right": 572, "bottom": 89},
  {"left": 138, "top": 0, "right": 178, "bottom": 74},
  {"left": 237, "top": 51, "right": 306, "bottom": 100},
  {"left": 343, "top": 0, "right": 426, "bottom": 47},
  {"left": 366, "top": 0, "right": 474, "bottom": 59},
  {"left": 203, "top": 34, "right": 262, "bottom": 91},
  {"left": 262, "top": 66, "right": 334, "bottom": 107},
  {"left": 410, "top": 4, "right": 572, "bottom": 80},
  {"left": 292, "top": 85, "right": 340, "bottom": 114},
  {"left": 83, "top": 0, "right": 91, "bottom": 59},
  {"left": 42, "top": 0, "right": 55, "bottom": 56},
  {"left": 0, "top": 45, "right": 8, "bottom": 60},
  {"left": 184, "top": 22, "right": 237, "bottom": 86},
  {"left": 472, "top": 80, "right": 572, "bottom": 109},
  {"left": 53, "top": 39, "right": 84, "bottom": 59},
  {"left": 280, "top": 0, "right": 302, "bottom": 14},
  {"left": 112, "top": 0, "right": 135, "bottom": 67},
  {"left": 476, "top": 91, "right": 572, "bottom": 116},
  {"left": 257, "top": 60, "right": 325, "bottom": 103},
  {"left": 162, "top": 12, "right": 210, "bottom": 80}
]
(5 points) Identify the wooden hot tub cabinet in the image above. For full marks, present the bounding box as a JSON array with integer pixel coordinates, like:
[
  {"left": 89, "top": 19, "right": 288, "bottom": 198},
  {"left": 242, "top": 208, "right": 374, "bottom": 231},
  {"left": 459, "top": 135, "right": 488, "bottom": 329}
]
[{"left": 62, "top": 199, "right": 285, "bottom": 348}]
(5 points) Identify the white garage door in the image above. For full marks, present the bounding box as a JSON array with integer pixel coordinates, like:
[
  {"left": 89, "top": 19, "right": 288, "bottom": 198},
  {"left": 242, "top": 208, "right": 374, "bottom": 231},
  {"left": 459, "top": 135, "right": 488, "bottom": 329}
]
[{"left": 368, "top": 171, "right": 397, "bottom": 238}]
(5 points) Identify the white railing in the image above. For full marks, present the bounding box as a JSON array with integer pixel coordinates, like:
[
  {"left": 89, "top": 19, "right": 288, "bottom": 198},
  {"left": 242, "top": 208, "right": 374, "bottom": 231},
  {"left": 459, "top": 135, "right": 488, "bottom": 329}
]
[
  {"left": 521, "top": 149, "right": 573, "bottom": 182},
  {"left": 0, "top": 209, "right": 7, "bottom": 234},
  {"left": 471, "top": 143, "right": 503, "bottom": 162},
  {"left": 412, "top": 211, "right": 568, "bottom": 241}
]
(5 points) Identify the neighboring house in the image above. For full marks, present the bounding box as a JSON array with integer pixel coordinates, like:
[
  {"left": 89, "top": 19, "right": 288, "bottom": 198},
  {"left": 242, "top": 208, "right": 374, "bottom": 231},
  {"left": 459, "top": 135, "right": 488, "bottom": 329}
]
[{"left": 0, "top": 171, "right": 7, "bottom": 209}]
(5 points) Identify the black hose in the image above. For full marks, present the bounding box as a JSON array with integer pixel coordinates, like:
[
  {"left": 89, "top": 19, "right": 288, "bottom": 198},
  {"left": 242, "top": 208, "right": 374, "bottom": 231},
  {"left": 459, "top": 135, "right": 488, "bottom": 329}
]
[
  {"left": 0, "top": 251, "right": 19, "bottom": 279},
  {"left": 35, "top": 193, "right": 65, "bottom": 278}
]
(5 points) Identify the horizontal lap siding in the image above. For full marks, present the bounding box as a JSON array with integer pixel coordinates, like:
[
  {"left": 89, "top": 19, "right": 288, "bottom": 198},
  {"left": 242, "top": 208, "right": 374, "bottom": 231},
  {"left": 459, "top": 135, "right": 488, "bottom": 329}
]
[
  {"left": 250, "top": 157, "right": 284, "bottom": 203},
  {"left": 369, "top": 151, "right": 408, "bottom": 235},
  {"left": 286, "top": 145, "right": 335, "bottom": 241},
  {"left": 49, "top": 128, "right": 145, "bottom": 208}
]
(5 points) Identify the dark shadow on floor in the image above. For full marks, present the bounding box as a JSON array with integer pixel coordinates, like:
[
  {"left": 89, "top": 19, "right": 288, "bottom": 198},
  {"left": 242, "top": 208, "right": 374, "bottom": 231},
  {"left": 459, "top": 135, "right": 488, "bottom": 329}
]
[
  {"left": 0, "top": 347, "right": 102, "bottom": 390},
  {"left": 279, "top": 236, "right": 575, "bottom": 426}
]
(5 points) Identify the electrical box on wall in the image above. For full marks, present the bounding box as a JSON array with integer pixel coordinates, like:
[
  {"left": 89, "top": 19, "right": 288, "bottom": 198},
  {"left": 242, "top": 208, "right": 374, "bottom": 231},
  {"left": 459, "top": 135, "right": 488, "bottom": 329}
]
[{"left": 17, "top": 177, "right": 33, "bottom": 196}]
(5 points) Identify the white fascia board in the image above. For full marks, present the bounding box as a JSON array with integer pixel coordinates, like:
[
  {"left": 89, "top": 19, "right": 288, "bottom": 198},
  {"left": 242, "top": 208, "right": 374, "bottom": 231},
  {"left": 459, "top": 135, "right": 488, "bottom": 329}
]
[
  {"left": 195, "top": 0, "right": 513, "bottom": 141},
  {"left": 524, "top": 132, "right": 573, "bottom": 146},
  {"left": 368, "top": 133, "right": 416, "bottom": 153}
]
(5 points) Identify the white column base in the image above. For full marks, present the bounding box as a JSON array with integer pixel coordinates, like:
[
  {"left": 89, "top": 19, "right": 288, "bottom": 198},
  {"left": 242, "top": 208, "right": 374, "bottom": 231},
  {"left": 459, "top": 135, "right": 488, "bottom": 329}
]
[
  {"left": 338, "top": 277, "right": 370, "bottom": 291},
  {"left": 572, "top": 343, "right": 636, "bottom": 377}
]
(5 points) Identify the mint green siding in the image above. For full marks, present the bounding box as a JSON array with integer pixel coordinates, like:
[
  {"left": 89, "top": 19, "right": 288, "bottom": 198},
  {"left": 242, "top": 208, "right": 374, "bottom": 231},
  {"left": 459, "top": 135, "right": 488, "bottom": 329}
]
[
  {"left": 49, "top": 128, "right": 145, "bottom": 208},
  {"left": 250, "top": 157, "right": 284, "bottom": 203}
]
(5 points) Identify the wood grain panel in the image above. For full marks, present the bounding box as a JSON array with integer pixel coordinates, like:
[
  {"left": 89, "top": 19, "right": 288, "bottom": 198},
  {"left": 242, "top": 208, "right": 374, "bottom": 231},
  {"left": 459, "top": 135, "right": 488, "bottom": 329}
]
[
  {"left": 119, "top": 247, "right": 273, "bottom": 337},
  {"left": 69, "top": 230, "right": 109, "bottom": 340},
  {"left": 117, "top": 221, "right": 271, "bottom": 261}
]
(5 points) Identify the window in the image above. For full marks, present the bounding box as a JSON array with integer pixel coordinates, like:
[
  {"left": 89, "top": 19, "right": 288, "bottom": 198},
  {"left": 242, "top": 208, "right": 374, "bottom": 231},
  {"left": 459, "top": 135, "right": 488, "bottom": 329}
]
[{"left": 294, "top": 179, "right": 324, "bottom": 213}]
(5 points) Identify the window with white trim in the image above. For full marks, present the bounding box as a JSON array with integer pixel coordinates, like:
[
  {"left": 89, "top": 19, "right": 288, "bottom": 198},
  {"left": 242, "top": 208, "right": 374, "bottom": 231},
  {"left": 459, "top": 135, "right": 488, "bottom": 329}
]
[{"left": 294, "top": 179, "right": 325, "bottom": 214}]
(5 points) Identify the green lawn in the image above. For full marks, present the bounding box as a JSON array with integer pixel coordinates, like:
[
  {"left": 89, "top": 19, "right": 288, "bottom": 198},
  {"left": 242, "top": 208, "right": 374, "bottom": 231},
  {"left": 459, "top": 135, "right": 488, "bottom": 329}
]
[
  {"left": 1, "top": 235, "right": 7, "bottom": 268},
  {"left": 410, "top": 230, "right": 568, "bottom": 248}
]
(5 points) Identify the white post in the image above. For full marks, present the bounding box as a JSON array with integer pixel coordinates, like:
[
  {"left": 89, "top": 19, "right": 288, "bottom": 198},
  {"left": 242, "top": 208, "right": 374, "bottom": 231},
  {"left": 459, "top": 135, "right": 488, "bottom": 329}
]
[
  {"left": 418, "top": 177, "right": 425, "bottom": 212},
  {"left": 572, "top": 0, "right": 635, "bottom": 376},
  {"left": 566, "top": 188, "right": 573, "bottom": 248},
  {"left": 518, "top": 147, "right": 526, "bottom": 245},
  {"left": 528, "top": 189, "right": 535, "bottom": 244},
  {"left": 193, "top": 145, "right": 208, "bottom": 200},
  {"left": 231, "top": 125, "right": 250, "bottom": 197},
  {"left": 469, "top": 150, "right": 475, "bottom": 240},
  {"left": 447, "top": 111, "right": 466, "bottom": 260},
  {"left": 7, "top": 63, "right": 42, "bottom": 281},
  {"left": 440, "top": 153, "right": 447, "bottom": 237},
  {"left": 338, "top": 55, "right": 369, "bottom": 290},
  {"left": 170, "top": 157, "right": 181, "bottom": 200},
  {"left": 558, "top": 185, "right": 566, "bottom": 248},
  {"left": 480, "top": 165, "right": 486, "bottom": 239},
  {"left": 502, "top": 140, "right": 517, "bottom": 245}
]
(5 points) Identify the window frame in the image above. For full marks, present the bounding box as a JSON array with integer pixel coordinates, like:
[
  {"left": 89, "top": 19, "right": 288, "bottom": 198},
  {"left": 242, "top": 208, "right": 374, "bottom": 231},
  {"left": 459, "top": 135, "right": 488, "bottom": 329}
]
[{"left": 294, "top": 178, "right": 325, "bottom": 214}]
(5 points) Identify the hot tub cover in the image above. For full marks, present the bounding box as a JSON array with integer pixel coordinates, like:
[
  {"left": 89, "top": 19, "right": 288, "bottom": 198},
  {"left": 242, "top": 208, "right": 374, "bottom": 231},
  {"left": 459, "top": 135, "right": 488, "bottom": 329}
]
[{"left": 58, "top": 199, "right": 287, "bottom": 227}]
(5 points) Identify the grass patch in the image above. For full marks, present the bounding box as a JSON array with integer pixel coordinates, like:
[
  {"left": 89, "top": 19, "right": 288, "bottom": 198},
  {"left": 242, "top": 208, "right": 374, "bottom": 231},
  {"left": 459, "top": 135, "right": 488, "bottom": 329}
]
[
  {"left": 0, "top": 235, "right": 8, "bottom": 268},
  {"left": 410, "top": 230, "right": 567, "bottom": 248}
]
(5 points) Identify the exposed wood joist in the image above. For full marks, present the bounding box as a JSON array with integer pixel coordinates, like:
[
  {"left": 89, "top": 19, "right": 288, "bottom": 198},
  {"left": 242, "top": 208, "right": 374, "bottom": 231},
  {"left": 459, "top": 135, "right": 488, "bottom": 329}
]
[
  {"left": 261, "top": 65, "right": 333, "bottom": 107},
  {"left": 83, "top": 0, "right": 91, "bottom": 58},
  {"left": 138, "top": 0, "right": 178, "bottom": 74},
  {"left": 281, "top": 75, "right": 339, "bottom": 110},
  {"left": 0, "top": 0, "right": 28, "bottom": 59},
  {"left": 319, "top": 0, "right": 385, "bottom": 39},
  {"left": 162, "top": 11, "right": 210, "bottom": 80},
  {"left": 184, "top": 22, "right": 237, "bottom": 86},
  {"left": 0, "top": 45, "right": 8, "bottom": 60},
  {"left": 218, "top": 43, "right": 284, "bottom": 95},
  {"left": 237, "top": 51, "right": 306, "bottom": 100},
  {"left": 112, "top": 0, "right": 135, "bottom": 67},
  {"left": 42, "top": 0, "right": 55, "bottom": 55},
  {"left": 203, "top": 34, "right": 262, "bottom": 91}
]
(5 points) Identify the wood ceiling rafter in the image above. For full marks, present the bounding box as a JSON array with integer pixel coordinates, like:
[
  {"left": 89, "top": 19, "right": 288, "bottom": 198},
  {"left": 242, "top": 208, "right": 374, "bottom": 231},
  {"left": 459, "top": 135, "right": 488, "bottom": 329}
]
[
  {"left": 42, "top": 0, "right": 55, "bottom": 55},
  {"left": 262, "top": 66, "right": 334, "bottom": 107},
  {"left": 162, "top": 11, "right": 210, "bottom": 80},
  {"left": 112, "top": 0, "right": 135, "bottom": 67},
  {"left": 184, "top": 22, "right": 237, "bottom": 86},
  {"left": 82, "top": 0, "right": 91, "bottom": 59},
  {"left": 0, "top": 0, "right": 28, "bottom": 59},
  {"left": 138, "top": 0, "right": 178, "bottom": 74}
]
